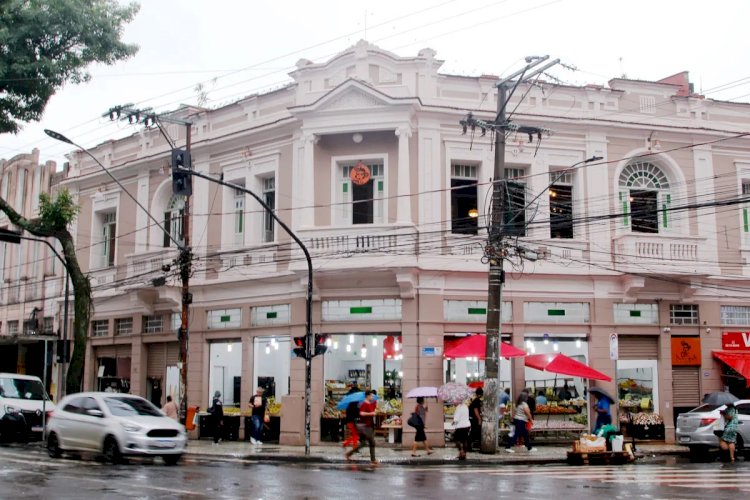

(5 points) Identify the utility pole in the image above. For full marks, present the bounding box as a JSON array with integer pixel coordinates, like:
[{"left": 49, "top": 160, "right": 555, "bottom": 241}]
[
  {"left": 461, "top": 56, "right": 560, "bottom": 453},
  {"left": 104, "top": 106, "right": 193, "bottom": 424}
]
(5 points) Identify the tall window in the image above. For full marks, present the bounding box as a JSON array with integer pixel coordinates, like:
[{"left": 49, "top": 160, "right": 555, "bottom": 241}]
[
  {"left": 262, "top": 177, "right": 275, "bottom": 242},
  {"left": 504, "top": 168, "right": 527, "bottom": 237},
  {"left": 340, "top": 162, "right": 384, "bottom": 225},
  {"left": 741, "top": 181, "right": 750, "bottom": 245},
  {"left": 549, "top": 171, "right": 573, "bottom": 239},
  {"left": 15, "top": 168, "right": 26, "bottom": 212},
  {"left": 619, "top": 161, "right": 671, "bottom": 234},
  {"left": 163, "top": 196, "right": 185, "bottom": 248},
  {"left": 233, "top": 188, "right": 245, "bottom": 245},
  {"left": 102, "top": 212, "right": 116, "bottom": 267},
  {"left": 451, "top": 164, "right": 478, "bottom": 235}
]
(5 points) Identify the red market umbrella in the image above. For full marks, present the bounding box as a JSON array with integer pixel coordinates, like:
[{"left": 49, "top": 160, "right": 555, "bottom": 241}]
[
  {"left": 524, "top": 353, "right": 611, "bottom": 382},
  {"left": 444, "top": 335, "right": 526, "bottom": 359}
]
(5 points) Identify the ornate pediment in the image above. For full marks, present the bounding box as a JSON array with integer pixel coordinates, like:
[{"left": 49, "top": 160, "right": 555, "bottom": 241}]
[{"left": 321, "top": 86, "right": 388, "bottom": 111}]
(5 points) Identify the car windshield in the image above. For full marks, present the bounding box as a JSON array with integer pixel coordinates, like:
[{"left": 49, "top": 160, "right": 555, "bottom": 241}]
[
  {"left": 689, "top": 404, "right": 720, "bottom": 413},
  {"left": 104, "top": 397, "right": 162, "bottom": 417},
  {"left": 0, "top": 377, "right": 46, "bottom": 401}
]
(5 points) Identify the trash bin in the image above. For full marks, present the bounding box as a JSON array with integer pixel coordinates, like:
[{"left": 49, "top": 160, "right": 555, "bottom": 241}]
[{"left": 186, "top": 406, "right": 199, "bottom": 431}]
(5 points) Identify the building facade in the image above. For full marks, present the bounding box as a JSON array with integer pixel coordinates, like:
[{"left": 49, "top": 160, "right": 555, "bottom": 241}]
[
  {"left": 0, "top": 149, "right": 65, "bottom": 394},
  {"left": 57, "top": 41, "right": 750, "bottom": 444}
]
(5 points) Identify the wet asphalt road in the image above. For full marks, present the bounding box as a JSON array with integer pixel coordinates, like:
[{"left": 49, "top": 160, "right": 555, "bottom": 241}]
[{"left": 0, "top": 444, "right": 748, "bottom": 499}]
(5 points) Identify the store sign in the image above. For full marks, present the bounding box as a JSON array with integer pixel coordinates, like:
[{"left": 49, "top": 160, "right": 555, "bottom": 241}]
[
  {"left": 671, "top": 337, "right": 701, "bottom": 366},
  {"left": 722, "top": 331, "right": 750, "bottom": 351},
  {"left": 421, "top": 346, "right": 442, "bottom": 357},
  {"left": 609, "top": 333, "right": 618, "bottom": 360}
]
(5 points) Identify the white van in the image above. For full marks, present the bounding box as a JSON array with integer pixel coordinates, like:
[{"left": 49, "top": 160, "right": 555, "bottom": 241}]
[{"left": 0, "top": 373, "right": 55, "bottom": 442}]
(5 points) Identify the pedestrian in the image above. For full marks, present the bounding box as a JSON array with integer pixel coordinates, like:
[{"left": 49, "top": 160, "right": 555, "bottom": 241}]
[
  {"left": 209, "top": 390, "right": 224, "bottom": 445},
  {"left": 468, "top": 387, "right": 483, "bottom": 451},
  {"left": 535, "top": 390, "right": 547, "bottom": 406},
  {"left": 410, "top": 397, "right": 434, "bottom": 457},
  {"left": 452, "top": 398, "right": 471, "bottom": 460},
  {"left": 499, "top": 388, "right": 511, "bottom": 406},
  {"left": 341, "top": 399, "right": 360, "bottom": 450},
  {"left": 162, "top": 395, "right": 179, "bottom": 421},
  {"left": 249, "top": 387, "right": 268, "bottom": 445},
  {"left": 592, "top": 393, "right": 612, "bottom": 434},
  {"left": 505, "top": 392, "right": 536, "bottom": 453},
  {"left": 345, "top": 390, "right": 378, "bottom": 464},
  {"left": 719, "top": 404, "right": 740, "bottom": 463},
  {"left": 525, "top": 389, "right": 536, "bottom": 415}
]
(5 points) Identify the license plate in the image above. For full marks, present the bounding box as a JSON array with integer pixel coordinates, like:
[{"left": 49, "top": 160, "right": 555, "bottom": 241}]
[
  {"left": 31, "top": 426, "right": 43, "bottom": 433},
  {"left": 679, "top": 436, "right": 690, "bottom": 443},
  {"left": 155, "top": 440, "right": 176, "bottom": 449}
]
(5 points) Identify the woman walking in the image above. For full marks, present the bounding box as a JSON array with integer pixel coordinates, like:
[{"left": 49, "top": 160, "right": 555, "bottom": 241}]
[
  {"left": 452, "top": 399, "right": 471, "bottom": 460},
  {"left": 505, "top": 392, "right": 536, "bottom": 453},
  {"left": 209, "top": 390, "right": 224, "bottom": 445},
  {"left": 719, "top": 404, "right": 740, "bottom": 463},
  {"left": 411, "top": 397, "right": 434, "bottom": 457}
]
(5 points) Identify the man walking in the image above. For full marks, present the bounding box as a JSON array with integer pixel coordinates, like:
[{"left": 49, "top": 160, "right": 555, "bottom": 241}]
[
  {"left": 249, "top": 387, "right": 268, "bottom": 445},
  {"left": 345, "top": 390, "right": 378, "bottom": 464},
  {"left": 162, "top": 395, "right": 179, "bottom": 421}
]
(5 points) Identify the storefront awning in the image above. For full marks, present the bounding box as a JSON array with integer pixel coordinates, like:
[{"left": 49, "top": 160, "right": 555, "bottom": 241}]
[
  {"left": 444, "top": 334, "right": 526, "bottom": 359},
  {"left": 525, "top": 353, "right": 611, "bottom": 381},
  {"left": 713, "top": 350, "right": 750, "bottom": 388}
]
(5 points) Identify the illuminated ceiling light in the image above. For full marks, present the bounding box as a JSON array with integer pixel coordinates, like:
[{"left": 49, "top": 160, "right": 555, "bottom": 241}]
[
  {"left": 530, "top": 343, "right": 536, "bottom": 353},
  {"left": 361, "top": 348, "right": 367, "bottom": 358},
  {"left": 543, "top": 334, "right": 550, "bottom": 345},
  {"left": 468, "top": 208, "right": 479, "bottom": 218},
  {"left": 372, "top": 337, "right": 378, "bottom": 347},
  {"left": 346, "top": 344, "right": 351, "bottom": 352},
  {"left": 576, "top": 339, "right": 582, "bottom": 349},
  {"left": 326, "top": 337, "right": 333, "bottom": 347},
  {"left": 352, "top": 133, "right": 363, "bottom": 143},
  {"left": 553, "top": 342, "right": 559, "bottom": 352},
  {"left": 474, "top": 371, "right": 479, "bottom": 377},
  {"left": 273, "top": 342, "right": 279, "bottom": 350},
  {"left": 333, "top": 340, "right": 339, "bottom": 350},
  {"left": 227, "top": 343, "right": 233, "bottom": 352},
  {"left": 452, "top": 374, "right": 456, "bottom": 379},
  {"left": 265, "top": 345, "right": 270, "bottom": 354},
  {"left": 394, "top": 340, "right": 400, "bottom": 351},
  {"left": 398, "top": 371, "right": 403, "bottom": 377},
  {"left": 349, "top": 334, "right": 355, "bottom": 344}
]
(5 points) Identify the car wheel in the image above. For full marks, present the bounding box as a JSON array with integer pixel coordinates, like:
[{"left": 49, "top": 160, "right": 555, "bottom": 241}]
[
  {"left": 103, "top": 436, "right": 123, "bottom": 465},
  {"left": 47, "top": 432, "right": 62, "bottom": 458},
  {"left": 162, "top": 454, "right": 182, "bottom": 466}
]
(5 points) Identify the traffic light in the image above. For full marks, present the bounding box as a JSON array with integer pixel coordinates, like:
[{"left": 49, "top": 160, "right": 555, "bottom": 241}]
[
  {"left": 56, "top": 338, "right": 70, "bottom": 363},
  {"left": 314, "top": 334, "right": 328, "bottom": 357},
  {"left": 171, "top": 148, "right": 192, "bottom": 196},
  {"left": 292, "top": 336, "right": 308, "bottom": 358}
]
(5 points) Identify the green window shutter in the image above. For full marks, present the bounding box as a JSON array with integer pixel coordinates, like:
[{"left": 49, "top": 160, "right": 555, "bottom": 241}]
[
  {"left": 660, "top": 192, "right": 671, "bottom": 230},
  {"left": 377, "top": 180, "right": 383, "bottom": 192},
  {"left": 744, "top": 207, "right": 749, "bottom": 233},
  {"left": 619, "top": 190, "right": 630, "bottom": 226}
]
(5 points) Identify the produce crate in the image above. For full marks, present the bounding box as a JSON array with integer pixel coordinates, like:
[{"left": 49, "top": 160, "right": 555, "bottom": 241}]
[{"left": 630, "top": 423, "right": 664, "bottom": 440}]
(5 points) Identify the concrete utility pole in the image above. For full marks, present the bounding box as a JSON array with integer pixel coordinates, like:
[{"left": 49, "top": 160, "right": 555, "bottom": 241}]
[
  {"left": 461, "top": 56, "right": 560, "bottom": 453},
  {"left": 103, "top": 106, "right": 193, "bottom": 424}
]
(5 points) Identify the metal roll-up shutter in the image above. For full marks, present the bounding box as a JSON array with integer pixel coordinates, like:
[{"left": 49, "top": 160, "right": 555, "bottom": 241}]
[
  {"left": 618, "top": 335, "right": 659, "bottom": 359},
  {"left": 148, "top": 344, "right": 166, "bottom": 379},
  {"left": 672, "top": 366, "right": 700, "bottom": 407},
  {"left": 96, "top": 346, "right": 116, "bottom": 359},
  {"left": 115, "top": 345, "right": 131, "bottom": 358},
  {"left": 166, "top": 343, "right": 179, "bottom": 365}
]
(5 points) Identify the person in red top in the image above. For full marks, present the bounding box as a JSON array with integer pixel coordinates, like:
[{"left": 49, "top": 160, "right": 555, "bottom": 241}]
[{"left": 345, "top": 390, "right": 378, "bottom": 464}]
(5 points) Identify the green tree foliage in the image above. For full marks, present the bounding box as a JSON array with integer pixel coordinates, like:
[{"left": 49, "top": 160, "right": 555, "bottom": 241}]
[{"left": 0, "top": 0, "right": 140, "bottom": 133}]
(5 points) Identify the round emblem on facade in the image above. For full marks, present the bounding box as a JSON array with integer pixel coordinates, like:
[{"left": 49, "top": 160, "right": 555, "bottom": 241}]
[{"left": 350, "top": 161, "right": 371, "bottom": 186}]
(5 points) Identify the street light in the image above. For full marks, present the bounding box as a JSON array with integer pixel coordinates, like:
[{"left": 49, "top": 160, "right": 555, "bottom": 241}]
[{"left": 0, "top": 229, "right": 70, "bottom": 438}]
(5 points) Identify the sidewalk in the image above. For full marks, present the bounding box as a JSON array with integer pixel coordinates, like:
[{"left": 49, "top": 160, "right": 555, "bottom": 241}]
[{"left": 184, "top": 439, "right": 688, "bottom": 466}]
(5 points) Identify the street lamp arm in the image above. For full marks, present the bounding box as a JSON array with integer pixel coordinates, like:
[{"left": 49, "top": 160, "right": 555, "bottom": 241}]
[{"left": 44, "top": 129, "right": 184, "bottom": 249}]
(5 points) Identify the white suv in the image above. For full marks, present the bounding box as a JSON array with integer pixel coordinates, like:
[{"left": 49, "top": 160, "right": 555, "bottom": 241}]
[
  {"left": 47, "top": 392, "right": 186, "bottom": 465},
  {"left": 0, "top": 373, "right": 55, "bottom": 442}
]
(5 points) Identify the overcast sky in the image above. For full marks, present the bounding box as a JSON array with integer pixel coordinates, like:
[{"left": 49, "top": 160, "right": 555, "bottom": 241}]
[{"left": 2, "top": 0, "right": 749, "bottom": 165}]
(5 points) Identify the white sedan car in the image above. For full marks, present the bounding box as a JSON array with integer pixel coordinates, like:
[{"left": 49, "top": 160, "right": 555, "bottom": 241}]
[{"left": 47, "top": 392, "right": 187, "bottom": 465}]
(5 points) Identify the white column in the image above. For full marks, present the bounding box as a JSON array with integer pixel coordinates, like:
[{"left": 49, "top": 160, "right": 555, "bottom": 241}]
[
  {"left": 300, "top": 133, "right": 318, "bottom": 229},
  {"left": 395, "top": 126, "right": 413, "bottom": 224},
  {"left": 135, "top": 172, "right": 149, "bottom": 253}
]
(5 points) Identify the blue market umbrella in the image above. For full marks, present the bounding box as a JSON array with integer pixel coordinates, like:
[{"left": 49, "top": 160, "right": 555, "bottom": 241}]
[{"left": 336, "top": 391, "right": 378, "bottom": 410}]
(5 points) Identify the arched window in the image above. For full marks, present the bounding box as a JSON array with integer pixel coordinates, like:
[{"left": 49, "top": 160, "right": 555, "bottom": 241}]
[
  {"left": 163, "top": 195, "right": 185, "bottom": 247},
  {"left": 618, "top": 160, "right": 672, "bottom": 233}
]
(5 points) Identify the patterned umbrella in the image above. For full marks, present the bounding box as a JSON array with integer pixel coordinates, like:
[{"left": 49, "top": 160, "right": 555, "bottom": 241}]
[
  {"left": 405, "top": 386, "right": 438, "bottom": 398},
  {"left": 437, "top": 383, "right": 473, "bottom": 404}
]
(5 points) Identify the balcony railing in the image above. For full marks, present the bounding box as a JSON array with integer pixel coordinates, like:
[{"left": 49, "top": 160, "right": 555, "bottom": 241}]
[
  {"left": 126, "top": 248, "right": 179, "bottom": 278},
  {"left": 299, "top": 225, "right": 417, "bottom": 258},
  {"left": 613, "top": 233, "right": 717, "bottom": 275}
]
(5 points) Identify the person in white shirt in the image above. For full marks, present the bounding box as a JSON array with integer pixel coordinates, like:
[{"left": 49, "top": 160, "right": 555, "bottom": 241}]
[{"left": 452, "top": 399, "right": 471, "bottom": 460}]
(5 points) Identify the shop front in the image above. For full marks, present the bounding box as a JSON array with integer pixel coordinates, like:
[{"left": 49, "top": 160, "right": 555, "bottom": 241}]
[
  {"left": 251, "top": 336, "right": 290, "bottom": 442},
  {"left": 322, "top": 334, "right": 403, "bottom": 442},
  {"left": 670, "top": 336, "right": 702, "bottom": 426},
  {"left": 95, "top": 345, "right": 131, "bottom": 393},
  {"left": 203, "top": 340, "right": 242, "bottom": 440},
  {"left": 145, "top": 342, "right": 179, "bottom": 407},
  {"left": 713, "top": 331, "right": 750, "bottom": 399},
  {"left": 616, "top": 335, "right": 664, "bottom": 440}
]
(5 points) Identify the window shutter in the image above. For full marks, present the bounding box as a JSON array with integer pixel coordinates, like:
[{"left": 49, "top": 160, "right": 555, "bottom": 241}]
[
  {"left": 619, "top": 190, "right": 630, "bottom": 227},
  {"left": 659, "top": 192, "right": 671, "bottom": 232},
  {"left": 164, "top": 212, "right": 171, "bottom": 247},
  {"left": 341, "top": 180, "right": 350, "bottom": 224}
]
